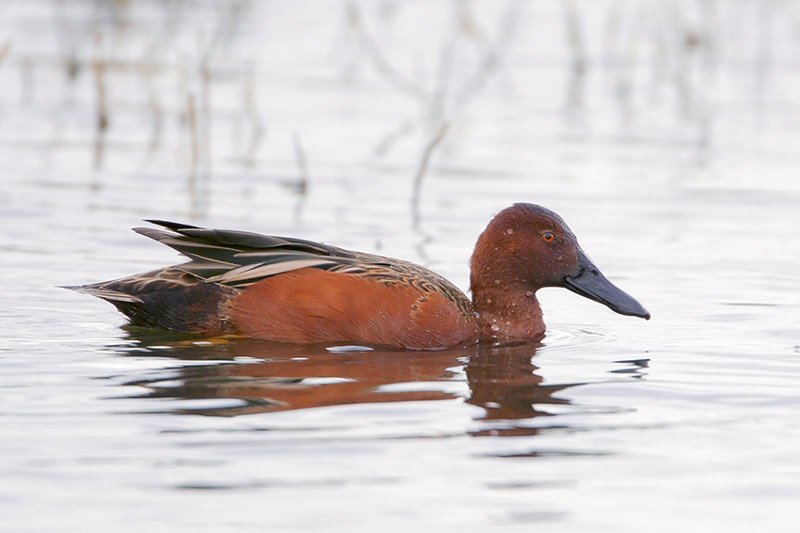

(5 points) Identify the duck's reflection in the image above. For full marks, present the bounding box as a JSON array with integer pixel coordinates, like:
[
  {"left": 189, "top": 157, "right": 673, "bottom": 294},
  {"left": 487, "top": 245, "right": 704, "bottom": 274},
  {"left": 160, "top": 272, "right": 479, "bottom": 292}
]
[
  {"left": 465, "top": 346, "right": 581, "bottom": 437},
  {"left": 117, "top": 331, "right": 583, "bottom": 429}
]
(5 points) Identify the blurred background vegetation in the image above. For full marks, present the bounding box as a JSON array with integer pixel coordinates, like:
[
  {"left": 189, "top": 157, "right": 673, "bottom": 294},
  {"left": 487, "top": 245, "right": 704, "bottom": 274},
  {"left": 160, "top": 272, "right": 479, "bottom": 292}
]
[{"left": 0, "top": 0, "right": 798, "bottom": 223}]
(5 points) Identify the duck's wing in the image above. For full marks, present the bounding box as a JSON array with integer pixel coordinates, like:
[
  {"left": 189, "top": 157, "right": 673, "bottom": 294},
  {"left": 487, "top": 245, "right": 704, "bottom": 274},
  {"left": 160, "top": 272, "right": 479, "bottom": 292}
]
[
  {"left": 136, "top": 219, "right": 394, "bottom": 289},
  {"left": 65, "top": 221, "right": 396, "bottom": 333},
  {"left": 69, "top": 220, "right": 476, "bottom": 339}
]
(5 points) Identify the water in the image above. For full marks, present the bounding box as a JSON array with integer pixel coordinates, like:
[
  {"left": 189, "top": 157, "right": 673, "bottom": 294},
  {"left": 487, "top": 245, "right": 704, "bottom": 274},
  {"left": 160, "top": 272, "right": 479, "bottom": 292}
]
[{"left": 2, "top": 1, "right": 799, "bottom": 531}]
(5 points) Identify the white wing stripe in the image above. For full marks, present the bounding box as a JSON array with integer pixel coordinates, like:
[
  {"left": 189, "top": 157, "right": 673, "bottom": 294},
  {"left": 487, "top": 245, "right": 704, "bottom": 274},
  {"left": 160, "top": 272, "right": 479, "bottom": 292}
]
[{"left": 207, "top": 258, "right": 336, "bottom": 284}]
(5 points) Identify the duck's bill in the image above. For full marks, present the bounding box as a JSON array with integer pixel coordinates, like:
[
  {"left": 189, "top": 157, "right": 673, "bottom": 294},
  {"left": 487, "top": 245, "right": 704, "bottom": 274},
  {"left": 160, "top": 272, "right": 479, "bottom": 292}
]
[{"left": 563, "top": 250, "right": 651, "bottom": 320}]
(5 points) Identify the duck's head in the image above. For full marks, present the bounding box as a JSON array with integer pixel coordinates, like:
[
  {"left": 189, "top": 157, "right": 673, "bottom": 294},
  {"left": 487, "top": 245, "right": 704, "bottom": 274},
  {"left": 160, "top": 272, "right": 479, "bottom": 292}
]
[{"left": 470, "top": 203, "right": 650, "bottom": 320}]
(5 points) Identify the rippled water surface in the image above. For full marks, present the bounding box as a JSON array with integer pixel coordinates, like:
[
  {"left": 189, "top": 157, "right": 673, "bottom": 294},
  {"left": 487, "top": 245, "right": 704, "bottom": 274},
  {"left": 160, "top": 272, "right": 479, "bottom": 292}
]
[{"left": 2, "top": 1, "right": 800, "bottom": 531}]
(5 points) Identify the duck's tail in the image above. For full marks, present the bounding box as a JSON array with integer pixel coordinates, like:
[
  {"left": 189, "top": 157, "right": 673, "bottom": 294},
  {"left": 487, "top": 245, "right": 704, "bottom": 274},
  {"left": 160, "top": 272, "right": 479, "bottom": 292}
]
[{"left": 62, "top": 268, "right": 238, "bottom": 335}]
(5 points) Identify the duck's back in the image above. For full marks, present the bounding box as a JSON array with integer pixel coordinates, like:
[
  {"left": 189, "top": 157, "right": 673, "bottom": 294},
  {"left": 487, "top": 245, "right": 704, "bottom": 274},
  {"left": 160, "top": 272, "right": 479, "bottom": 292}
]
[{"left": 73, "top": 221, "right": 480, "bottom": 349}]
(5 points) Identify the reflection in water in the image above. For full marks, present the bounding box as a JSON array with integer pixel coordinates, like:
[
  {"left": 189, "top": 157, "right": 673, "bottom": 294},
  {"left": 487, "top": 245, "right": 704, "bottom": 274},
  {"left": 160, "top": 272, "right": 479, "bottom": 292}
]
[
  {"left": 465, "top": 346, "right": 580, "bottom": 437},
  {"left": 115, "top": 331, "right": 643, "bottom": 437}
]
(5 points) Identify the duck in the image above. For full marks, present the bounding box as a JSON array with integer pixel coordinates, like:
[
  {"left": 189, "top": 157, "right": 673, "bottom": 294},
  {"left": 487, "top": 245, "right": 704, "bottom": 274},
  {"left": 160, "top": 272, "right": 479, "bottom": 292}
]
[{"left": 69, "top": 203, "right": 649, "bottom": 350}]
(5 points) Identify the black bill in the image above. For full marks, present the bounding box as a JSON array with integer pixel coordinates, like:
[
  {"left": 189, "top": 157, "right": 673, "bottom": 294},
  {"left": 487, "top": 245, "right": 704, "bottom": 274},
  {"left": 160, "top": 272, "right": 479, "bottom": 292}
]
[{"left": 563, "top": 249, "right": 650, "bottom": 319}]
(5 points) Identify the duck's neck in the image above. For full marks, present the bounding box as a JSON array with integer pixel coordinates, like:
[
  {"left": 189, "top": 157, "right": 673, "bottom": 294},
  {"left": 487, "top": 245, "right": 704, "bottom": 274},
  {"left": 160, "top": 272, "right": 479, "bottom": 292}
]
[{"left": 472, "top": 287, "right": 545, "bottom": 342}]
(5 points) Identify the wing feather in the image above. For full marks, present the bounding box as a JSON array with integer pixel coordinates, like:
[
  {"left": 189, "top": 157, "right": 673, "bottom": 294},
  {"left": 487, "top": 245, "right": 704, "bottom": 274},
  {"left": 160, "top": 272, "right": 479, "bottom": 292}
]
[
  {"left": 131, "top": 220, "right": 377, "bottom": 288},
  {"left": 208, "top": 258, "right": 340, "bottom": 287}
]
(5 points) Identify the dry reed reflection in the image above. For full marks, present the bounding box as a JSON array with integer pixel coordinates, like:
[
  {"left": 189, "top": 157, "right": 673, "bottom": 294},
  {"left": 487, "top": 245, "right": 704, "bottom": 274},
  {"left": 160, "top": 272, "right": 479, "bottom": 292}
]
[{"left": 4, "top": 0, "right": 778, "bottom": 221}]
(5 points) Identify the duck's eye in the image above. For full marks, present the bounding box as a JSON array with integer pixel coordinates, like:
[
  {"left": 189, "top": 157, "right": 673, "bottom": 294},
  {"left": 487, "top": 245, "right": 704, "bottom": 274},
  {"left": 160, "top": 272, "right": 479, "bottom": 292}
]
[{"left": 542, "top": 231, "right": 556, "bottom": 242}]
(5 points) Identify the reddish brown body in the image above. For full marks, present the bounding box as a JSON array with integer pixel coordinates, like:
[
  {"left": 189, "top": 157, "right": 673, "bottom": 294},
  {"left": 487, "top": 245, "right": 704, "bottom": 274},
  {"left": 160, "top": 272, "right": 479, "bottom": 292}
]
[
  {"left": 70, "top": 204, "right": 649, "bottom": 350},
  {"left": 227, "top": 268, "right": 479, "bottom": 350}
]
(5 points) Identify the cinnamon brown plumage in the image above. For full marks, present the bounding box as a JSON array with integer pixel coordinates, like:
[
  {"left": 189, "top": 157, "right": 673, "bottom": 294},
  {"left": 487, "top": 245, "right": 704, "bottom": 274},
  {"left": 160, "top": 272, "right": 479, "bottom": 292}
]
[{"left": 69, "top": 204, "right": 649, "bottom": 350}]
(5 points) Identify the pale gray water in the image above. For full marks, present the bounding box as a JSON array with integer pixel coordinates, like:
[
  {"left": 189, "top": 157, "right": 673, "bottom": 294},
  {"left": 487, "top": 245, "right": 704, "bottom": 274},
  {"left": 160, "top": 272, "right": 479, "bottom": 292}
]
[{"left": 1, "top": 1, "right": 799, "bottom": 531}]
